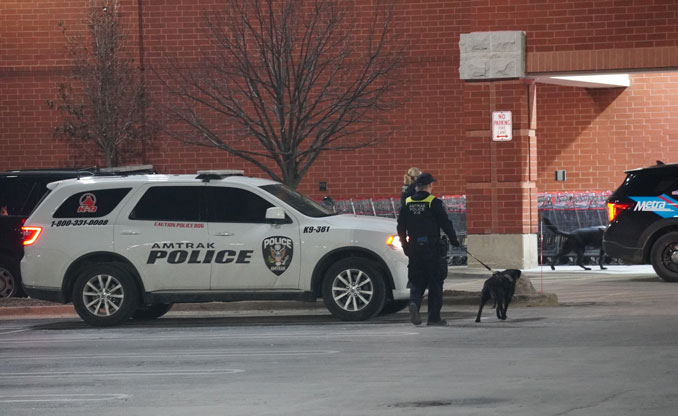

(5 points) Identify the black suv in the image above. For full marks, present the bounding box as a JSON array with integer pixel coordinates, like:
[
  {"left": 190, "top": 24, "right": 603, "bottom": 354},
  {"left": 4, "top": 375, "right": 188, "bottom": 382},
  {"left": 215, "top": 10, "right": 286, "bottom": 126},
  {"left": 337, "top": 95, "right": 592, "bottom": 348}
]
[
  {"left": 0, "top": 166, "right": 154, "bottom": 297},
  {"left": 604, "top": 162, "right": 678, "bottom": 282}
]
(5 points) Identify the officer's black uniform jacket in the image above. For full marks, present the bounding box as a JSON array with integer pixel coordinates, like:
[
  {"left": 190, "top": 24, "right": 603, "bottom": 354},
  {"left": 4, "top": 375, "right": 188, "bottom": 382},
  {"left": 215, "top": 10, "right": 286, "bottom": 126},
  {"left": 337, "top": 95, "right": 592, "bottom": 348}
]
[
  {"left": 400, "top": 182, "right": 417, "bottom": 206},
  {"left": 396, "top": 191, "right": 458, "bottom": 248}
]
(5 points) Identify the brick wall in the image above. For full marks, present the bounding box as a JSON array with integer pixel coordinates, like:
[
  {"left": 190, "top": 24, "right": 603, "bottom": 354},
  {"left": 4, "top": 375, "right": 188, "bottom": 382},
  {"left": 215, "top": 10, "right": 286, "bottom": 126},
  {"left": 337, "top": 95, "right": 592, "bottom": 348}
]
[
  {"left": 537, "top": 73, "right": 678, "bottom": 193},
  {"left": 2, "top": 0, "right": 678, "bottom": 202},
  {"left": 465, "top": 0, "right": 678, "bottom": 52}
]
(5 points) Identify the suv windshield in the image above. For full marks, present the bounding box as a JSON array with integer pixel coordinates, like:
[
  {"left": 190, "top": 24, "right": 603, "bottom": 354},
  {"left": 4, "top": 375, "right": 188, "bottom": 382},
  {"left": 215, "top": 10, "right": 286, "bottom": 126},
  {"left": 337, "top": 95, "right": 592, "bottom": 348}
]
[{"left": 260, "top": 184, "right": 336, "bottom": 218}]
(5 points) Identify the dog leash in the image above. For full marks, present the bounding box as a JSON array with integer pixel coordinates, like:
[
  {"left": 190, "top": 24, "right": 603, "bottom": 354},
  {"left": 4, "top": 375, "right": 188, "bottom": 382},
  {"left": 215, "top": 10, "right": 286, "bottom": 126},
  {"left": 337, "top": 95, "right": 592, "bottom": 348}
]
[{"left": 465, "top": 249, "right": 493, "bottom": 272}]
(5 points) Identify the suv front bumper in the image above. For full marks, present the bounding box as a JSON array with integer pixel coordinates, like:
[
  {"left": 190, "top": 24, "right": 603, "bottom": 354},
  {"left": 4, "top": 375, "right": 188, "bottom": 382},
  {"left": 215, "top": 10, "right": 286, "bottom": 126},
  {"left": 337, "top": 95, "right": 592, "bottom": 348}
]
[{"left": 22, "top": 285, "right": 65, "bottom": 303}]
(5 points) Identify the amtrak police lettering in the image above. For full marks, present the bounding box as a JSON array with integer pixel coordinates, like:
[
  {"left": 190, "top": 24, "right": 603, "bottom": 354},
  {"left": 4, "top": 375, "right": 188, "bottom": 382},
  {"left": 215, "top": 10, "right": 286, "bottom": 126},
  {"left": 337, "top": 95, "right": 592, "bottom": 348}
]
[{"left": 147, "top": 242, "right": 253, "bottom": 264}]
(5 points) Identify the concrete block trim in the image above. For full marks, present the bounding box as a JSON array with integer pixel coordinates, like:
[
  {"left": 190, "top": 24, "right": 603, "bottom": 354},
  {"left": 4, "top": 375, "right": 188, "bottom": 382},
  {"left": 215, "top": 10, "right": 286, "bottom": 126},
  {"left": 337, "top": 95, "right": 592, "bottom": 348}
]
[{"left": 459, "top": 31, "right": 526, "bottom": 80}]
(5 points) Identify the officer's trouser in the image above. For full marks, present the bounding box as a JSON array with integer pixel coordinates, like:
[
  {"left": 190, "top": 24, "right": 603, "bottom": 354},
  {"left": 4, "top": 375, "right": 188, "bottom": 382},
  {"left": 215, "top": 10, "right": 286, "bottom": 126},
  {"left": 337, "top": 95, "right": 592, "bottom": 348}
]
[{"left": 408, "top": 250, "right": 446, "bottom": 323}]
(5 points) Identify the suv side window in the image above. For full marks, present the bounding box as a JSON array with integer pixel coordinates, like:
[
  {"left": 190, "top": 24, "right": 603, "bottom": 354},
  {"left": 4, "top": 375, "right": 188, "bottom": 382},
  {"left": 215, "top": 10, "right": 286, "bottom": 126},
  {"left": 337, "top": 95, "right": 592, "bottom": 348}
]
[
  {"left": 130, "top": 186, "right": 202, "bottom": 221},
  {"left": 0, "top": 178, "right": 47, "bottom": 216},
  {"left": 622, "top": 172, "right": 678, "bottom": 195},
  {"left": 206, "top": 187, "right": 273, "bottom": 223},
  {"left": 53, "top": 188, "right": 132, "bottom": 218}
]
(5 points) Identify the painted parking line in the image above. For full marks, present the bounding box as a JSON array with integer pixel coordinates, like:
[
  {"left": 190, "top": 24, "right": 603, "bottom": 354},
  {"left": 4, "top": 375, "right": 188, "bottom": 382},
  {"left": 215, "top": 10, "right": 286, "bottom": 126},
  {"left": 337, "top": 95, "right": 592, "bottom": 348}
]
[
  {"left": 0, "top": 328, "right": 29, "bottom": 336},
  {"left": 3, "top": 350, "right": 339, "bottom": 361},
  {"left": 0, "top": 393, "right": 129, "bottom": 403},
  {"left": 0, "top": 330, "right": 418, "bottom": 345},
  {"left": 0, "top": 369, "right": 245, "bottom": 379}
]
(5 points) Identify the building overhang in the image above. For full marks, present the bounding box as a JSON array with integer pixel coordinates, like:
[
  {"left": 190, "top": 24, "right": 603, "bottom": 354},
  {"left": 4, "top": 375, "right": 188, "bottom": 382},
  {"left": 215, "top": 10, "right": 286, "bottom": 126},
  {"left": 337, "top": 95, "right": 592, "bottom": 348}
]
[{"left": 529, "top": 73, "right": 630, "bottom": 88}]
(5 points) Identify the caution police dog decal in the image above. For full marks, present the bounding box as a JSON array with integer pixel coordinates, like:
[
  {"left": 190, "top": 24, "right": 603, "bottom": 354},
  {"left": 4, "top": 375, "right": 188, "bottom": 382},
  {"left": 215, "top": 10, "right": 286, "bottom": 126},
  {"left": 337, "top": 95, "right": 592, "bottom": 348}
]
[{"left": 263, "top": 236, "right": 293, "bottom": 276}]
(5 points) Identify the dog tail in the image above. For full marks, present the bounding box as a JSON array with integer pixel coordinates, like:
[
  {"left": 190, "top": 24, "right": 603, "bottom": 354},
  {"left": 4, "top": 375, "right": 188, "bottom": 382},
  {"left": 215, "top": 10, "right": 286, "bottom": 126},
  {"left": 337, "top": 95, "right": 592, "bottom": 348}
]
[{"left": 542, "top": 217, "right": 571, "bottom": 237}]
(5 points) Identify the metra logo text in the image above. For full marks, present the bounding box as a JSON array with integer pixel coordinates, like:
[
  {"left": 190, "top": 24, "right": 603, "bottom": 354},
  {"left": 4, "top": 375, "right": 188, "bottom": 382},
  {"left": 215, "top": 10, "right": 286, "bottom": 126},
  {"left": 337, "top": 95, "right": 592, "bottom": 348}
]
[{"left": 634, "top": 201, "right": 671, "bottom": 211}]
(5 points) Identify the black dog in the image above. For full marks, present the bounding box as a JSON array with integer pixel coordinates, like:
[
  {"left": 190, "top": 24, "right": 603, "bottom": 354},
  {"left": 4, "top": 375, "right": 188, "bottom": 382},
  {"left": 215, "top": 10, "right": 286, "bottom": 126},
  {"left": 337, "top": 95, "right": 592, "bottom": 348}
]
[
  {"left": 542, "top": 217, "right": 606, "bottom": 271},
  {"left": 475, "top": 269, "right": 521, "bottom": 322}
]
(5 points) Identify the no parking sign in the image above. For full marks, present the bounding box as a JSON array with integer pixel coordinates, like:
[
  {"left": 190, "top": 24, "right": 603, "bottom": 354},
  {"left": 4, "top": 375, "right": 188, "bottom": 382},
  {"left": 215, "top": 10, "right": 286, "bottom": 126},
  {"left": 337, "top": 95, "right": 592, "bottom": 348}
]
[{"left": 492, "top": 111, "right": 512, "bottom": 141}]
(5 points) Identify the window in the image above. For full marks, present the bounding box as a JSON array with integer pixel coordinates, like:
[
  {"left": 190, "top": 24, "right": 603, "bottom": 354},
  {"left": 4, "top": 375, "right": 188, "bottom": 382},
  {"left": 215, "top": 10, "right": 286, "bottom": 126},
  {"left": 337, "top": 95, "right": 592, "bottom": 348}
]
[
  {"left": 0, "top": 178, "right": 49, "bottom": 216},
  {"left": 622, "top": 172, "right": 678, "bottom": 196},
  {"left": 259, "top": 184, "right": 335, "bottom": 217},
  {"left": 206, "top": 187, "right": 273, "bottom": 223},
  {"left": 130, "top": 186, "right": 202, "bottom": 221},
  {"left": 53, "top": 188, "right": 131, "bottom": 218}
]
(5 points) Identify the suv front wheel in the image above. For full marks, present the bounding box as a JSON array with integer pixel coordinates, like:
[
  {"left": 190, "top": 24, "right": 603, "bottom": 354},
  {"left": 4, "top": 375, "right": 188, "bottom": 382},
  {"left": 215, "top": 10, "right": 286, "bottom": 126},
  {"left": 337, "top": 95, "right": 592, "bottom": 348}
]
[
  {"left": 72, "top": 263, "right": 139, "bottom": 326},
  {"left": 650, "top": 232, "right": 678, "bottom": 282},
  {"left": 322, "top": 257, "right": 386, "bottom": 321}
]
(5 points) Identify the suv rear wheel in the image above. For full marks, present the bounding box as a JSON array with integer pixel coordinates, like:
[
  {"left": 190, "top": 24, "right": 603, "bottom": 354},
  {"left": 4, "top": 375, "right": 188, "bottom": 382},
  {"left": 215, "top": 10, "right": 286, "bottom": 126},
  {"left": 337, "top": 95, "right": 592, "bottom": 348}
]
[
  {"left": 322, "top": 257, "right": 386, "bottom": 321},
  {"left": 0, "top": 255, "right": 23, "bottom": 298},
  {"left": 72, "top": 263, "right": 139, "bottom": 326},
  {"left": 650, "top": 232, "right": 678, "bottom": 282}
]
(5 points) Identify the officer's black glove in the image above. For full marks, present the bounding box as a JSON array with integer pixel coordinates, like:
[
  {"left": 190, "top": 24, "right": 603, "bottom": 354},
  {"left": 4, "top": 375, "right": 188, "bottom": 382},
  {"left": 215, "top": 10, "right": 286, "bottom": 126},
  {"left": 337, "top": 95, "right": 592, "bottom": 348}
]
[
  {"left": 402, "top": 241, "right": 412, "bottom": 257},
  {"left": 450, "top": 238, "right": 461, "bottom": 248}
]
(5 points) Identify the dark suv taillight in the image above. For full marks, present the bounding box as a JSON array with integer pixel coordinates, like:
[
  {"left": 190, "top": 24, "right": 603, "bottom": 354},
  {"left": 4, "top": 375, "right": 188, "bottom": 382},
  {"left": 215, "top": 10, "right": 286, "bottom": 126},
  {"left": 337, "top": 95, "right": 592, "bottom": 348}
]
[
  {"left": 21, "top": 226, "right": 42, "bottom": 246},
  {"left": 607, "top": 202, "right": 633, "bottom": 222}
]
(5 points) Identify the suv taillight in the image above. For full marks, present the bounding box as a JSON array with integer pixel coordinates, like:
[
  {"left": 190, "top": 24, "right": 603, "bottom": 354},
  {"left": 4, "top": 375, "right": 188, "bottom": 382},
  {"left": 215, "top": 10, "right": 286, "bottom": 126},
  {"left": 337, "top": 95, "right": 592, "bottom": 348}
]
[
  {"left": 607, "top": 202, "right": 633, "bottom": 222},
  {"left": 21, "top": 226, "right": 42, "bottom": 246}
]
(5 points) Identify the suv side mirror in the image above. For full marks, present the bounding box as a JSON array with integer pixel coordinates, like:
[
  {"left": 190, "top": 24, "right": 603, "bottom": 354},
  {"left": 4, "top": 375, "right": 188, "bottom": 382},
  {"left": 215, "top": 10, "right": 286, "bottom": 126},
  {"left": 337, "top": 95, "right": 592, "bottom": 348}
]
[{"left": 265, "top": 207, "right": 289, "bottom": 224}]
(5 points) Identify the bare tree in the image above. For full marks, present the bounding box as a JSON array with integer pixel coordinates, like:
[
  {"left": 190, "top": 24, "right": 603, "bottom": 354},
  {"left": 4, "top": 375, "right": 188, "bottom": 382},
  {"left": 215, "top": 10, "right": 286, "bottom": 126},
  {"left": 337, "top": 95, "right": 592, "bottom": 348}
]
[
  {"left": 49, "top": 0, "right": 153, "bottom": 167},
  {"left": 159, "top": 0, "right": 404, "bottom": 188}
]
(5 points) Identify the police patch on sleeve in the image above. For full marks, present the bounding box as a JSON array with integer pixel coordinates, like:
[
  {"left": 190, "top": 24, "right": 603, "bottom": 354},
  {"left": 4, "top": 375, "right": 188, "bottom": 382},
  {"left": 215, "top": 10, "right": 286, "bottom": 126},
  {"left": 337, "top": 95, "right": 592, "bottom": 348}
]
[{"left": 263, "top": 236, "right": 293, "bottom": 276}]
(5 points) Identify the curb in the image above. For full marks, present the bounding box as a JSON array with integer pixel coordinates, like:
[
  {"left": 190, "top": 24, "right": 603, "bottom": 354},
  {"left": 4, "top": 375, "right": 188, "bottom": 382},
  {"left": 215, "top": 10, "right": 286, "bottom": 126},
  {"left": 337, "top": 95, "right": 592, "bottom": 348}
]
[
  {"left": 441, "top": 290, "right": 559, "bottom": 307},
  {"left": 0, "top": 305, "right": 77, "bottom": 319},
  {"left": 0, "top": 291, "right": 558, "bottom": 320}
]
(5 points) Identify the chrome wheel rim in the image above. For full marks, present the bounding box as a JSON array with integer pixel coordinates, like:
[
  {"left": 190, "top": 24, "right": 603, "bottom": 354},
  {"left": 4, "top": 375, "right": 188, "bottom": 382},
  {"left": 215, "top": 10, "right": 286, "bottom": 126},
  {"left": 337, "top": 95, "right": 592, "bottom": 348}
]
[
  {"left": 82, "top": 274, "right": 125, "bottom": 317},
  {"left": 331, "top": 268, "right": 374, "bottom": 312},
  {"left": 0, "top": 267, "right": 14, "bottom": 298}
]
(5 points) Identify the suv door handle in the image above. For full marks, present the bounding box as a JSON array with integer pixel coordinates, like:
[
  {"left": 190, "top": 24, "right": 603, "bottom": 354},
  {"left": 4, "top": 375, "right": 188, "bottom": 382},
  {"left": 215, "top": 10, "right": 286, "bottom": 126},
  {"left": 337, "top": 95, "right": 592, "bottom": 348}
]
[
  {"left": 120, "top": 230, "right": 140, "bottom": 235},
  {"left": 215, "top": 232, "right": 234, "bottom": 237}
]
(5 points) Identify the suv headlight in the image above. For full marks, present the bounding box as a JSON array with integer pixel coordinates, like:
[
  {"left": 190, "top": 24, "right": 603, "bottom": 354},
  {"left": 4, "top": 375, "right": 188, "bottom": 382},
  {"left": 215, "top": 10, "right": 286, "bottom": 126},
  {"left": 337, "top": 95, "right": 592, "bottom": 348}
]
[{"left": 386, "top": 235, "right": 402, "bottom": 250}]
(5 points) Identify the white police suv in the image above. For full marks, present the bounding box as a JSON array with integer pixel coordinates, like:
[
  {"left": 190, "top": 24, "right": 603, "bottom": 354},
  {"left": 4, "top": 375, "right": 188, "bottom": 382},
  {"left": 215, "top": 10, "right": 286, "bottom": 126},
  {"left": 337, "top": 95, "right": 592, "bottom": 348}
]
[{"left": 20, "top": 171, "right": 409, "bottom": 326}]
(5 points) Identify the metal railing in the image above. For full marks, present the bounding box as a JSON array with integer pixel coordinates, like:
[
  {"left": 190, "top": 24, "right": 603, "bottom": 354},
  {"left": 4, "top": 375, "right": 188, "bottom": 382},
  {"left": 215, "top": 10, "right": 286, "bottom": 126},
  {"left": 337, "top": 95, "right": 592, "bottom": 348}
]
[{"left": 323, "top": 191, "right": 612, "bottom": 266}]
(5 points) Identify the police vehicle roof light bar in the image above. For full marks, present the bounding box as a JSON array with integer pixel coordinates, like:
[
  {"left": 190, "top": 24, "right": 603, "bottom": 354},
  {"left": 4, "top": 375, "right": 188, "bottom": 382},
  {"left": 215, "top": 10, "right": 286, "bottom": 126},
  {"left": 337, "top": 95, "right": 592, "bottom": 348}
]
[{"left": 196, "top": 170, "right": 245, "bottom": 182}]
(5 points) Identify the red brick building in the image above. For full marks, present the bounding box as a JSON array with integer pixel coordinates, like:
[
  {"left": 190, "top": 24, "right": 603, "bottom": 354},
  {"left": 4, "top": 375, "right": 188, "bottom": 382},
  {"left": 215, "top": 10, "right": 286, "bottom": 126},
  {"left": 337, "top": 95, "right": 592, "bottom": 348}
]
[{"left": 2, "top": 0, "right": 678, "bottom": 266}]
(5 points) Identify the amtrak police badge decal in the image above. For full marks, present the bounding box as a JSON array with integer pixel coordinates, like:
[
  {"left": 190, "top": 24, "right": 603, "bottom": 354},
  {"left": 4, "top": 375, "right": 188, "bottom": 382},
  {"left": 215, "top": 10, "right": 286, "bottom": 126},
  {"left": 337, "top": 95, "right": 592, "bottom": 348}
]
[{"left": 263, "top": 236, "right": 293, "bottom": 276}]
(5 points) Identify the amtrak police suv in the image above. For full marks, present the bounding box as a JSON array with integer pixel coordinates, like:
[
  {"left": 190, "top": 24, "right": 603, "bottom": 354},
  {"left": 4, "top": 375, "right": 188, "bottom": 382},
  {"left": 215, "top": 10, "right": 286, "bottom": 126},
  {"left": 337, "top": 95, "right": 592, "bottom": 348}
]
[{"left": 20, "top": 171, "right": 409, "bottom": 326}]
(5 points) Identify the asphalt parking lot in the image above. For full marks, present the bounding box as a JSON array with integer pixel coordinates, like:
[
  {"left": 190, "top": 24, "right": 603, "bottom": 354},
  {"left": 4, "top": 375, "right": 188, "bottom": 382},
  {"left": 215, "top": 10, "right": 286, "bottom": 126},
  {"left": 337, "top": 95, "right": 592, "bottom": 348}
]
[{"left": 2, "top": 265, "right": 678, "bottom": 416}]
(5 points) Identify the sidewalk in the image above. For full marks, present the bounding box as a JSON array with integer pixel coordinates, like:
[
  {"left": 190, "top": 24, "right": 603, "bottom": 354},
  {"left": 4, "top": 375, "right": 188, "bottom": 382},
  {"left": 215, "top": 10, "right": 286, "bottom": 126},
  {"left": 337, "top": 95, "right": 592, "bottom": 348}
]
[{"left": 1, "top": 265, "right": 655, "bottom": 319}]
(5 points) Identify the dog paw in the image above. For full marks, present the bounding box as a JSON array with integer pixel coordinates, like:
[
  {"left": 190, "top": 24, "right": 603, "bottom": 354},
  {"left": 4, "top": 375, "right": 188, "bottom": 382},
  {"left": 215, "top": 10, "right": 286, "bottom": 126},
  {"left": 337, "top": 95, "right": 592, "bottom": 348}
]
[
  {"left": 475, "top": 318, "right": 481, "bottom": 323},
  {"left": 601, "top": 266, "right": 607, "bottom": 270},
  {"left": 550, "top": 266, "right": 555, "bottom": 270}
]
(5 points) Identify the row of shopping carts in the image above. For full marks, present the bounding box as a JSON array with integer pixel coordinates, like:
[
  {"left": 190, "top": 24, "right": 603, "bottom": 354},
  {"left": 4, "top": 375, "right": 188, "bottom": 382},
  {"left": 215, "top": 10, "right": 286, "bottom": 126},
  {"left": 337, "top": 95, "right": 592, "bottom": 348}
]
[{"left": 325, "top": 191, "right": 612, "bottom": 266}]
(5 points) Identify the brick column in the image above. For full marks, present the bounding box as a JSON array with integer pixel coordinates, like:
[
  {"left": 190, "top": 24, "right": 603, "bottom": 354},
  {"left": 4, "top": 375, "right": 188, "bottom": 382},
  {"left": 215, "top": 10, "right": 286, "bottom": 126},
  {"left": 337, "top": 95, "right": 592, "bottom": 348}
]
[{"left": 463, "top": 79, "right": 539, "bottom": 269}]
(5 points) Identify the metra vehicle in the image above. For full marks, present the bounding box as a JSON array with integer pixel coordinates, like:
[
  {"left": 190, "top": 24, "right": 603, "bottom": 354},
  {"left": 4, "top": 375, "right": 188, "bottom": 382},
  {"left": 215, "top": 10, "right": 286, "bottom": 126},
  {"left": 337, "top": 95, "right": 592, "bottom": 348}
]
[
  {"left": 20, "top": 170, "right": 409, "bottom": 326},
  {"left": 604, "top": 162, "right": 678, "bottom": 282}
]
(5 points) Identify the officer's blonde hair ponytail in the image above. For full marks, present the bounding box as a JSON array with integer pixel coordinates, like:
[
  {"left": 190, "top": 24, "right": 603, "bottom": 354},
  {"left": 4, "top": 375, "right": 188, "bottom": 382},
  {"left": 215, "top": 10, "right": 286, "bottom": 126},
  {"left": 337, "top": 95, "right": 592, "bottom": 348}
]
[{"left": 403, "top": 167, "right": 422, "bottom": 185}]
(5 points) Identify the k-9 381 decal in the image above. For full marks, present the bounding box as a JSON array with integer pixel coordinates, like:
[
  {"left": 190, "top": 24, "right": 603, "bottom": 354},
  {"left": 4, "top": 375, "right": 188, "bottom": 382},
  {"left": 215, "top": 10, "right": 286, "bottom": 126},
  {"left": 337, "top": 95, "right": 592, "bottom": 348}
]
[{"left": 303, "top": 226, "right": 330, "bottom": 233}]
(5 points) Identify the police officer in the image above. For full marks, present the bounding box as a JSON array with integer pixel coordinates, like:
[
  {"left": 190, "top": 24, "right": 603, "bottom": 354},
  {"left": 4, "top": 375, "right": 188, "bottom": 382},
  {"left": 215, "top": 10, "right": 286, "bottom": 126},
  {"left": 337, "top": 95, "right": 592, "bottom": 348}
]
[
  {"left": 396, "top": 172, "right": 460, "bottom": 326},
  {"left": 400, "top": 167, "right": 421, "bottom": 206}
]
